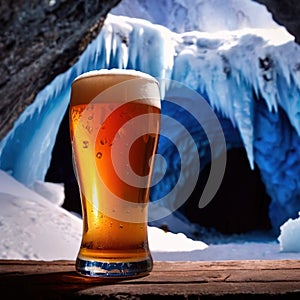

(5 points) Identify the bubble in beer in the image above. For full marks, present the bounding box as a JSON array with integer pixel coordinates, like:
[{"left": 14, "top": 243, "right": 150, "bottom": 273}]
[
  {"left": 96, "top": 152, "right": 102, "bottom": 159},
  {"left": 83, "top": 141, "right": 89, "bottom": 148}
]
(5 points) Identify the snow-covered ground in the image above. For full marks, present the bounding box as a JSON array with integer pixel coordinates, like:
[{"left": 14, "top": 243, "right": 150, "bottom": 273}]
[{"left": 0, "top": 170, "right": 299, "bottom": 261}]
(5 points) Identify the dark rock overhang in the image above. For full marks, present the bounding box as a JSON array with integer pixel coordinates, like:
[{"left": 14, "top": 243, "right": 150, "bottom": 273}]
[{"left": 0, "top": 0, "right": 121, "bottom": 140}]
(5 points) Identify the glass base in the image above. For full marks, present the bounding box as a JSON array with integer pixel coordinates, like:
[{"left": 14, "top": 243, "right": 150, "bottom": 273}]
[{"left": 76, "top": 256, "right": 153, "bottom": 278}]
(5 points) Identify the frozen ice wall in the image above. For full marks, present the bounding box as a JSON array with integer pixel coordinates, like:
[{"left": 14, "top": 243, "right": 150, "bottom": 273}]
[
  {"left": 111, "top": 0, "right": 279, "bottom": 33},
  {"left": 1, "top": 0, "right": 300, "bottom": 232}
]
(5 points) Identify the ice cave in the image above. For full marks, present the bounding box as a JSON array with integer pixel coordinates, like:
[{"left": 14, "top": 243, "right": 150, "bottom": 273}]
[{"left": 1, "top": 0, "right": 300, "bottom": 239}]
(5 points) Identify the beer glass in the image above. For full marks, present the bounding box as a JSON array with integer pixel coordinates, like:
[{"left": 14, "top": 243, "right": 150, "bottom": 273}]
[{"left": 69, "top": 69, "right": 161, "bottom": 277}]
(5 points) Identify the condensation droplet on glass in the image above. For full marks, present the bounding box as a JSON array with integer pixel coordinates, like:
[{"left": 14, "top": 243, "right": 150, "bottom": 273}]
[
  {"left": 83, "top": 141, "right": 89, "bottom": 148},
  {"left": 88, "top": 114, "right": 94, "bottom": 120},
  {"left": 87, "top": 104, "right": 94, "bottom": 111},
  {"left": 86, "top": 125, "right": 93, "bottom": 134},
  {"left": 110, "top": 222, "right": 113, "bottom": 227},
  {"left": 100, "top": 138, "right": 107, "bottom": 145},
  {"left": 119, "top": 224, "right": 123, "bottom": 229},
  {"left": 96, "top": 152, "right": 102, "bottom": 159}
]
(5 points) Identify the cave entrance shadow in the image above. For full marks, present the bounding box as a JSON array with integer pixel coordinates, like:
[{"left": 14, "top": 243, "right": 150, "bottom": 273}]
[{"left": 180, "top": 147, "right": 272, "bottom": 237}]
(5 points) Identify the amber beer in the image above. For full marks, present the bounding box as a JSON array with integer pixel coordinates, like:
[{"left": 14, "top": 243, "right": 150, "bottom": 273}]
[{"left": 70, "top": 69, "right": 160, "bottom": 277}]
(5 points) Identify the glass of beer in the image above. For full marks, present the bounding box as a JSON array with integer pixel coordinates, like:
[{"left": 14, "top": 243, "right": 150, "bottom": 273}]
[{"left": 69, "top": 69, "right": 161, "bottom": 278}]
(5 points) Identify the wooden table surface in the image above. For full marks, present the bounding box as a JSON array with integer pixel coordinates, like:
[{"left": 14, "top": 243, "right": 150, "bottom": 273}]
[{"left": 1, "top": 259, "right": 300, "bottom": 299}]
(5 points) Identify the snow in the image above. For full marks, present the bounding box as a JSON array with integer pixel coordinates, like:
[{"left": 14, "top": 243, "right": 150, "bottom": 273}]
[
  {"left": 32, "top": 180, "right": 65, "bottom": 206},
  {"left": 0, "top": 170, "right": 81, "bottom": 260},
  {"left": 278, "top": 212, "right": 300, "bottom": 252},
  {"left": 0, "top": 170, "right": 299, "bottom": 261},
  {"left": 1, "top": 0, "right": 300, "bottom": 259}
]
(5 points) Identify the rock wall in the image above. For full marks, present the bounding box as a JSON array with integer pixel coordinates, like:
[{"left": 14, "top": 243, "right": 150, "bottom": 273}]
[{"left": 0, "top": 0, "right": 121, "bottom": 140}]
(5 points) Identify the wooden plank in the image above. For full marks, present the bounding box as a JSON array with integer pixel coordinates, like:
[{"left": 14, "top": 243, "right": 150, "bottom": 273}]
[
  {"left": 76, "top": 282, "right": 300, "bottom": 298},
  {"left": 0, "top": 260, "right": 300, "bottom": 299},
  {"left": 152, "top": 260, "right": 300, "bottom": 271},
  {"left": 2, "top": 259, "right": 300, "bottom": 273}
]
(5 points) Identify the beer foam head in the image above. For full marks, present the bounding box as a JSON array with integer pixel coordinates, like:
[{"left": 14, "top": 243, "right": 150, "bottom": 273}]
[
  {"left": 71, "top": 69, "right": 161, "bottom": 108},
  {"left": 74, "top": 69, "right": 158, "bottom": 82}
]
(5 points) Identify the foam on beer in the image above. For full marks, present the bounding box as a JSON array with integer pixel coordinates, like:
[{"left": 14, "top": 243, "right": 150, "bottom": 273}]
[
  {"left": 75, "top": 69, "right": 158, "bottom": 82},
  {"left": 72, "top": 69, "right": 161, "bottom": 108}
]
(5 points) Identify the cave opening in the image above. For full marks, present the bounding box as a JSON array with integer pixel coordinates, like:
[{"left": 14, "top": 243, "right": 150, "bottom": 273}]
[
  {"left": 45, "top": 106, "right": 81, "bottom": 214},
  {"left": 179, "top": 147, "right": 272, "bottom": 235},
  {"left": 46, "top": 107, "right": 272, "bottom": 235}
]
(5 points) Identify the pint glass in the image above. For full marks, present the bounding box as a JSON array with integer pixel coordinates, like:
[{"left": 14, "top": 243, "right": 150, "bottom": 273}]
[{"left": 69, "top": 69, "right": 161, "bottom": 277}]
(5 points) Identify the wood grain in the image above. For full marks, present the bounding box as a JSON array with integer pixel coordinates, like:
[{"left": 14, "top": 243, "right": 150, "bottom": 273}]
[{"left": 1, "top": 260, "right": 300, "bottom": 299}]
